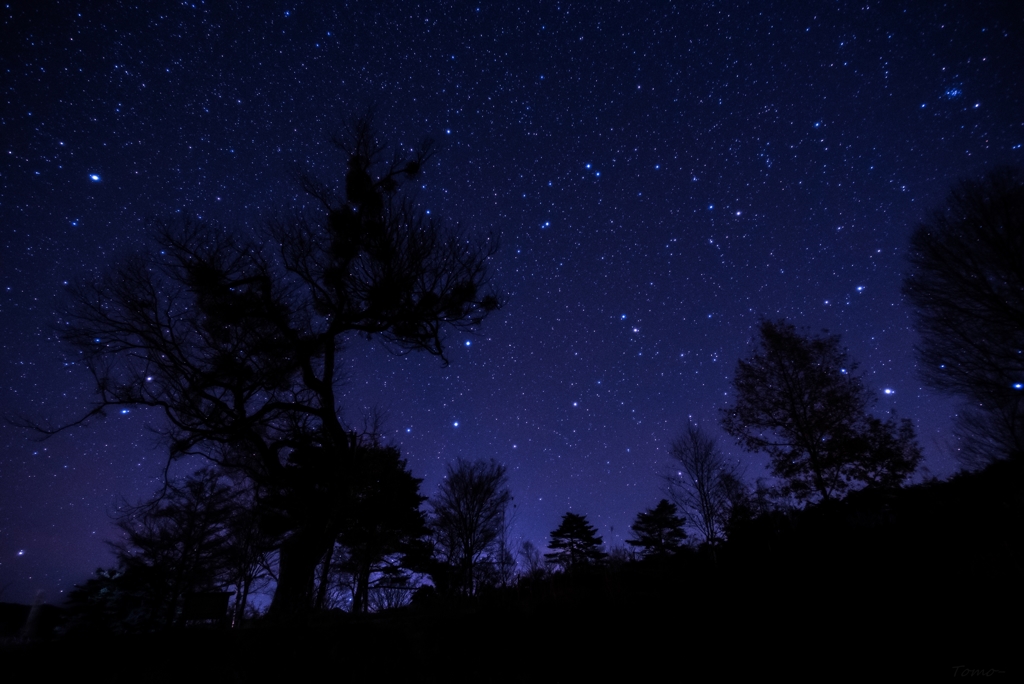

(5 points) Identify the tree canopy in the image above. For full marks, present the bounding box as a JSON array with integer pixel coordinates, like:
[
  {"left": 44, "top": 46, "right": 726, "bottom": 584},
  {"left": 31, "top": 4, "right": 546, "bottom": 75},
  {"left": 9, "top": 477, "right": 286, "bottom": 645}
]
[
  {"left": 428, "top": 458, "right": 512, "bottom": 597},
  {"left": 667, "top": 423, "right": 734, "bottom": 544},
  {"left": 903, "top": 167, "right": 1024, "bottom": 464},
  {"left": 721, "top": 320, "right": 922, "bottom": 504},
  {"left": 66, "top": 468, "right": 268, "bottom": 631},
  {"left": 627, "top": 499, "right": 687, "bottom": 558},
  {"left": 55, "top": 117, "right": 500, "bottom": 617},
  {"left": 335, "top": 445, "right": 427, "bottom": 613},
  {"left": 545, "top": 512, "right": 607, "bottom": 572}
]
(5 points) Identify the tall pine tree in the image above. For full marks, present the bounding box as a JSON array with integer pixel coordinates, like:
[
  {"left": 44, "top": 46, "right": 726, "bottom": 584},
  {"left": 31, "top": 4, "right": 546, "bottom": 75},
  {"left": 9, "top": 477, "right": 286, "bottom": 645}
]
[
  {"left": 627, "top": 499, "right": 687, "bottom": 558},
  {"left": 545, "top": 513, "right": 607, "bottom": 573}
]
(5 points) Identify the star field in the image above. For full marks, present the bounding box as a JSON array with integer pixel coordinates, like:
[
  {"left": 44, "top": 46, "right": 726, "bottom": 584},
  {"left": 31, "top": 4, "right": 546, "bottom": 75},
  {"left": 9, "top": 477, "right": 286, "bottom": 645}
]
[{"left": 1, "top": 1, "right": 1022, "bottom": 603}]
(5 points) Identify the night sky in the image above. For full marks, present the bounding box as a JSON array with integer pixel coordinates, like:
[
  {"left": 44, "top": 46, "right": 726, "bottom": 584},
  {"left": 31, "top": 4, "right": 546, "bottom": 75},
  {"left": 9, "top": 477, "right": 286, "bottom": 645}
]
[{"left": 2, "top": 1, "right": 1022, "bottom": 605}]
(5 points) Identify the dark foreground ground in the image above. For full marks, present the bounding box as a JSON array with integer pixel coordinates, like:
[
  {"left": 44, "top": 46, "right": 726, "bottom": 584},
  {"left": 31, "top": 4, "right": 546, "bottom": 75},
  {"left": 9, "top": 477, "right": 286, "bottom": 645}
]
[
  {"left": 4, "top": 461, "right": 1020, "bottom": 680},
  {"left": 3, "top": 571, "right": 1016, "bottom": 681}
]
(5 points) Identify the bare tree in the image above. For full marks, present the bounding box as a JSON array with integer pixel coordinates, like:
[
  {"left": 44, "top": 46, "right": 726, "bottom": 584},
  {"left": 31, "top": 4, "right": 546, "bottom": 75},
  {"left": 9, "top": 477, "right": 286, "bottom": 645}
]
[
  {"left": 428, "top": 458, "right": 512, "bottom": 597},
  {"left": 666, "top": 423, "right": 733, "bottom": 545},
  {"left": 518, "top": 540, "right": 545, "bottom": 581},
  {"left": 492, "top": 503, "right": 518, "bottom": 589},
  {"left": 222, "top": 483, "right": 278, "bottom": 626},
  {"left": 903, "top": 167, "right": 1024, "bottom": 465}
]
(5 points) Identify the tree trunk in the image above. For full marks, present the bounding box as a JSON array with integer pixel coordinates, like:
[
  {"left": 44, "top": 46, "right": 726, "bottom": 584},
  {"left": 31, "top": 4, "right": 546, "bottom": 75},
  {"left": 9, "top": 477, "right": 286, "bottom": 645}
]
[
  {"left": 268, "top": 529, "right": 332, "bottom": 619},
  {"left": 353, "top": 558, "right": 372, "bottom": 613},
  {"left": 313, "top": 544, "right": 335, "bottom": 610},
  {"left": 233, "top": 571, "right": 253, "bottom": 627}
]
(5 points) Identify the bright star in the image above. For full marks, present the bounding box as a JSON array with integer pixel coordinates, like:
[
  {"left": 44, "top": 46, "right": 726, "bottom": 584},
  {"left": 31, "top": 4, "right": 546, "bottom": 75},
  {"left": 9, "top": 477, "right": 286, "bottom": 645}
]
[{"left": 89, "top": 174, "right": 101, "bottom": 181}]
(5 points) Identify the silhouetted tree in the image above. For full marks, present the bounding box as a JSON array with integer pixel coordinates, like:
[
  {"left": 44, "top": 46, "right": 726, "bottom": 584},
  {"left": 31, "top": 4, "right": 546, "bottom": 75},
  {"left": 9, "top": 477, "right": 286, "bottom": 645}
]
[
  {"left": 335, "top": 445, "right": 427, "bottom": 613},
  {"left": 492, "top": 503, "right": 518, "bottom": 589},
  {"left": 606, "top": 544, "right": 635, "bottom": 568},
  {"left": 716, "top": 470, "right": 755, "bottom": 538},
  {"left": 666, "top": 424, "right": 734, "bottom": 544},
  {"left": 903, "top": 167, "right": 1024, "bottom": 465},
  {"left": 64, "top": 567, "right": 145, "bottom": 634},
  {"left": 108, "top": 468, "right": 237, "bottom": 628},
  {"left": 66, "top": 470, "right": 274, "bottom": 631},
  {"left": 49, "top": 116, "right": 500, "bottom": 617},
  {"left": 627, "top": 499, "right": 687, "bottom": 558},
  {"left": 366, "top": 571, "right": 418, "bottom": 612},
  {"left": 545, "top": 513, "right": 607, "bottom": 573},
  {"left": 518, "top": 540, "right": 546, "bottom": 581},
  {"left": 721, "top": 320, "right": 922, "bottom": 505},
  {"left": 428, "top": 458, "right": 512, "bottom": 597},
  {"left": 222, "top": 484, "right": 277, "bottom": 626}
]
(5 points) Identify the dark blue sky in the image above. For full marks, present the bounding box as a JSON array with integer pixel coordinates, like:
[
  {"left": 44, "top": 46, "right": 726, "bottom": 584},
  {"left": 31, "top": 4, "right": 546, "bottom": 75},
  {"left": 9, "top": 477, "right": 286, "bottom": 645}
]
[{"left": 2, "top": 0, "right": 1021, "bottom": 604}]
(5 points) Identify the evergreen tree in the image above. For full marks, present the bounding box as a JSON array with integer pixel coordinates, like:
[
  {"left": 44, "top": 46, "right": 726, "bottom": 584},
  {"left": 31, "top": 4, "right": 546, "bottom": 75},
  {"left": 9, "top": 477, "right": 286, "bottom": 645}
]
[
  {"left": 337, "top": 445, "right": 428, "bottom": 613},
  {"left": 545, "top": 513, "right": 607, "bottom": 573},
  {"left": 627, "top": 499, "right": 687, "bottom": 558}
]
